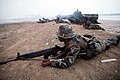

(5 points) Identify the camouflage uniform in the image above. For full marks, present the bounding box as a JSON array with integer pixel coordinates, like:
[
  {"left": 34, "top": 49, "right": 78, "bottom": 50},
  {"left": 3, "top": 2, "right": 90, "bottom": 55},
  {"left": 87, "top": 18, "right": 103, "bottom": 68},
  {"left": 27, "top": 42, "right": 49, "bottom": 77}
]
[
  {"left": 83, "top": 21, "right": 105, "bottom": 31},
  {"left": 50, "top": 25, "right": 120, "bottom": 68},
  {"left": 88, "top": 23, "right": 105, "bottom": 31}
]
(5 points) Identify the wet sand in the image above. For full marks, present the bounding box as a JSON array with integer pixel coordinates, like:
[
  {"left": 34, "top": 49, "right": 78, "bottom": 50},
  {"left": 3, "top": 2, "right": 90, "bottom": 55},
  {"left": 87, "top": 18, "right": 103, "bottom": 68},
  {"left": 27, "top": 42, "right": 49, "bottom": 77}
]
[{"left": 99, "top": 19, "right": 120, "bottom": 34}]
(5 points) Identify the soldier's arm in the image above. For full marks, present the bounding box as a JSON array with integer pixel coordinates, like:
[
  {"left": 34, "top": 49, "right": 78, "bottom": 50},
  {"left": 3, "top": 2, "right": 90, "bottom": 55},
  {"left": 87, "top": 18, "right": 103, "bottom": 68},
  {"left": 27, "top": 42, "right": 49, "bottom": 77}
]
[{"left": 51, "top": 44, "right": 80, "bottom": 69}]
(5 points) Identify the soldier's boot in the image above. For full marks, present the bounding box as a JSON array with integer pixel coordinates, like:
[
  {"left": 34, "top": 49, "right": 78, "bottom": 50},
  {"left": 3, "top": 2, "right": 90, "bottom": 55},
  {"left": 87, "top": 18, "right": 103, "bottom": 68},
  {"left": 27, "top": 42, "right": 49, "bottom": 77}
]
[
  {"left": 101, "top": 28, "right": 105, "bottom": 31},
  {"left": 108, "top": 35, "right": 120, "bottom": 46},
  {"left": 116, "top": 35, "right": 120, "bottom": 44}
]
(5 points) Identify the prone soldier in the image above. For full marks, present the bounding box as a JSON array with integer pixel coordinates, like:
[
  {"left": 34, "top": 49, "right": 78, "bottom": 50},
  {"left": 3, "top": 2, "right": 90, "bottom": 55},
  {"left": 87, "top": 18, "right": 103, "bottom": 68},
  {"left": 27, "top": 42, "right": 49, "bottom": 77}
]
[
  {"left": 41, "top": 25, "right": 120, "bottom": 68},
  {"left": 83, "top": 21, "right": 105, "bottom": 31}
]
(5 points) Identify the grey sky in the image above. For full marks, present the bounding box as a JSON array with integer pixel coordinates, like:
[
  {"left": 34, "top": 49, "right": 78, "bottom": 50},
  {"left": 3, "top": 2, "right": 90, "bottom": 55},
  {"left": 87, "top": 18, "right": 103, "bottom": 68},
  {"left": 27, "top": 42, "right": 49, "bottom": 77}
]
[{"left": 0, "top": 0, "right": 120, "bottom": 20}]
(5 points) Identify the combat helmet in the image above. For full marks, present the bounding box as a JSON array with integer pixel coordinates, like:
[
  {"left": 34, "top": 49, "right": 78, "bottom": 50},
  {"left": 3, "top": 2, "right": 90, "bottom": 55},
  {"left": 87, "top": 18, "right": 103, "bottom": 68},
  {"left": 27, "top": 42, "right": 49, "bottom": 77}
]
[{"left": 57, "top": 25, "right": 76, "bottom": 39}]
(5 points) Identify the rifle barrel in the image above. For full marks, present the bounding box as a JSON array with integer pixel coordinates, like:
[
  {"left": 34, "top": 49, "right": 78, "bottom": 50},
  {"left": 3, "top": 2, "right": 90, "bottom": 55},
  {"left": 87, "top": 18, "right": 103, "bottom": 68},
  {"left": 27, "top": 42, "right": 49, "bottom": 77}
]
[
  {"left": 0, "top": 58, "right": 17, "bottom": 65},
  {"left": 0, "top": 45, "right": 62, "bottom": 65},
  {"left": 18, "top": 46, "right": 61, "bottom": 58}
]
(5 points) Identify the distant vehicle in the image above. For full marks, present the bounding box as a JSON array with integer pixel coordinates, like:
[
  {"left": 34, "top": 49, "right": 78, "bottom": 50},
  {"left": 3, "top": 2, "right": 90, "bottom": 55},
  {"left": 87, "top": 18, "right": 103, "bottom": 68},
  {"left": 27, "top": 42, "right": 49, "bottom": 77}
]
[
  {"left": 82, "top": 14, "right": 99, "bottom": 24},
  {"left": 56, "top": 9, "right": 100, "bottom": 24}
]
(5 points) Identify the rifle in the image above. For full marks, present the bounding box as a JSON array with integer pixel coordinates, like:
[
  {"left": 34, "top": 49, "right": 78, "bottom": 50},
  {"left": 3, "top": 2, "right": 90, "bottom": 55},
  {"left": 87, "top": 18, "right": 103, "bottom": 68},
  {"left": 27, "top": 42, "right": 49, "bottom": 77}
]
[{"left": 0, "top": 45, "right": 63, "bottom": 65}]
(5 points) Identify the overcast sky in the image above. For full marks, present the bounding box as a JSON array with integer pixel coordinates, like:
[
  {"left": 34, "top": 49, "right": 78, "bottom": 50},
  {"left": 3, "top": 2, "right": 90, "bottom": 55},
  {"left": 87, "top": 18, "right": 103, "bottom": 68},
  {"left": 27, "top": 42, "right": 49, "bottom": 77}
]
[{"left": 0, "top": 0, "right": 120, "bottom": 20}]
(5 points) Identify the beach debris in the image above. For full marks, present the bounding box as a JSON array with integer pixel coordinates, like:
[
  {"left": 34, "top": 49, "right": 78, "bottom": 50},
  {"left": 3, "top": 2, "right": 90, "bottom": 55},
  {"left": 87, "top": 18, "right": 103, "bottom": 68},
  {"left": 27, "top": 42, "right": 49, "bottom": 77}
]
[
  {"left": 46, "top": 43, "right": 49, "bottom": 45},
  {"left": 101, "top": 59, "right": 117, "bottom": 63},
  {"left": 26, "top": 33, "right": 29, "bottom": 34}
]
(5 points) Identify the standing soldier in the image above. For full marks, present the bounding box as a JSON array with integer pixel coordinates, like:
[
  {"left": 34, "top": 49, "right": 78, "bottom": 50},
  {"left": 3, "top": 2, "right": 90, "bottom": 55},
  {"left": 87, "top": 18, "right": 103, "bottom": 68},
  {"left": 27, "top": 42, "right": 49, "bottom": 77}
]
[{"left": 41, "top": 25, "right": 120, "bottom": 68}]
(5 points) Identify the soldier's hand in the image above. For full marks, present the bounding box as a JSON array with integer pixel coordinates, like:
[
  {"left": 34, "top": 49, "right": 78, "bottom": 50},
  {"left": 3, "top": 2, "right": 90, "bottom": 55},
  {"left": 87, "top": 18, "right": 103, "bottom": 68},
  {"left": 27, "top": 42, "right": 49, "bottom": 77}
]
[{"left": 41, "top": 60, "right": 51, "bottom": 67}]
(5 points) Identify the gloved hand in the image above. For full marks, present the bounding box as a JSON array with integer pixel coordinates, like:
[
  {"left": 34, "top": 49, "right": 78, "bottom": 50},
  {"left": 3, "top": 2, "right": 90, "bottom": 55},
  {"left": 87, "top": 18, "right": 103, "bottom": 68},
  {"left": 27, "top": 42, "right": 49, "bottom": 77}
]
[{"left": 41, "top": 60, "right": 51, "bottom": 67}]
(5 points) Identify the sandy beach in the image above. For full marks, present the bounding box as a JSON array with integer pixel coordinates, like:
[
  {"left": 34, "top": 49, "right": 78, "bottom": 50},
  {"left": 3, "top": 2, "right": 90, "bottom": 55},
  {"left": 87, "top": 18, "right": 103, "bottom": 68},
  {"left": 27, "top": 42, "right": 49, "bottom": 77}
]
[
  {"left": 99, "top": 20, "right": 120, "bottom": 34},
  {"left": 0, "top": 20, "right": 120, "bottom": 80}
]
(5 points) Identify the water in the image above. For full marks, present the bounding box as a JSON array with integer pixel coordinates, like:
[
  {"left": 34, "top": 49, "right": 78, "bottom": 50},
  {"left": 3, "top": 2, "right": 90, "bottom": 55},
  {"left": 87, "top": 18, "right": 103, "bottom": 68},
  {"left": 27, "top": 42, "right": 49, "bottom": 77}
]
[
  {"left": 99, "top": 14, "right": 120, "bottom": 21},
  {"left": 0, "top": 17, "right": 39, "bottom": 24},
  {"left": 98, "top": 14, "right": 120, "bottom": 34}
]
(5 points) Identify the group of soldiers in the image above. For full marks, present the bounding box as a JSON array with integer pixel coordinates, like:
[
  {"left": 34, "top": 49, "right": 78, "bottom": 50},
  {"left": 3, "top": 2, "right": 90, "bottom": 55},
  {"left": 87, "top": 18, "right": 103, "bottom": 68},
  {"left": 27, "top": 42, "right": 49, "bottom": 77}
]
[
  {"left": 55, "top": 9, "right": 104, "bottom": 30},
  {"left": 37, "top": 17, "right": 105, "bottom": 31},
  {"left": 41, "top": 24, "right": 120, "bottom": 68},
  {"left": 55, "top": 18, "right": 105, "bottom": 31},
  {"left": 37, "top": 18, "right": 53, "bottom": 23},
  {"left": 37, "top": 10, "right": 105, "bottom": 31},
  {"left": 37, "top": 17, "right": 104, "bottom": 31}
]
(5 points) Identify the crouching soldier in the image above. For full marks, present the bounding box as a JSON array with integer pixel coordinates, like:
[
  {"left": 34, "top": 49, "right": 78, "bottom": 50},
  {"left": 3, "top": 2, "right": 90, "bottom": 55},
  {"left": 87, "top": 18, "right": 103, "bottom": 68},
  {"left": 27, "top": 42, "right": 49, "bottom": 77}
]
[{"left": 41, "top": 25, "right": 120, "bottom": 69}]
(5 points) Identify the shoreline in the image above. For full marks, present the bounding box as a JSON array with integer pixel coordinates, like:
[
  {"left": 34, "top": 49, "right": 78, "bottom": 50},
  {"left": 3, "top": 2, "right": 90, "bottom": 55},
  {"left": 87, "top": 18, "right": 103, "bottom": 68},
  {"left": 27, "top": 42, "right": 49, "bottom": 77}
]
[
  {"left": 98, "top": 19, "right": 120, "bottom": 34},
  {"left": 0, "top": 21, "right": 35, "bottom": 25},
  {"left": 0, "top": 19, "right": 120, "bottom": 34},
  {"left": 0, "top": 19, "right": 120, "bottom": 25}
]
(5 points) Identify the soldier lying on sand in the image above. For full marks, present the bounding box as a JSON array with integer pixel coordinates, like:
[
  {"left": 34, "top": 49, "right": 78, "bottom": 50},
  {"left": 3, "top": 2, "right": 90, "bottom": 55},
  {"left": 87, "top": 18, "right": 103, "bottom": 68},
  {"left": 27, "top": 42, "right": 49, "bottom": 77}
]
[
  {"left": 54, "top": 17, "right": 71, "bottom": 24},
  {"left": 83, "top": 21, "right": 105, "bottom": 31},
  {"left": 41, "top": 25, "right": 120, "bottom": 68}
]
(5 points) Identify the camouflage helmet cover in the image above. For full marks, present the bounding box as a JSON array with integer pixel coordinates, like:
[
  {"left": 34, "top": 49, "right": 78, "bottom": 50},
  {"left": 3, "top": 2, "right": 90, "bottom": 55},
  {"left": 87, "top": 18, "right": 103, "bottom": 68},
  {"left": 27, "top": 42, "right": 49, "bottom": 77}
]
[{"left": 57, "top": 25, "right": 76, "bottom": 39}]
